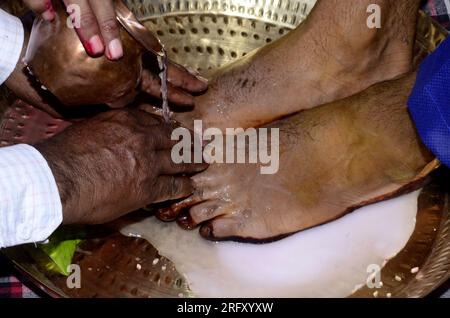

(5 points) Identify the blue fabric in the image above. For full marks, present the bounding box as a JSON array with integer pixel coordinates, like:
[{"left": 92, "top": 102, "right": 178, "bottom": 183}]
[{"left": 408, "top": 37, "right": 450, "bottom": 168}]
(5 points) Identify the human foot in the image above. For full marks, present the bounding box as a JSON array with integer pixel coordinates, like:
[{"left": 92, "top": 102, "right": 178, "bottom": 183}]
[
  {"left": 175, "top": 0, "right": 421, "bottom": 131},
  {"left": 159, "top": 73, "right": 438, "bottom": 242}
]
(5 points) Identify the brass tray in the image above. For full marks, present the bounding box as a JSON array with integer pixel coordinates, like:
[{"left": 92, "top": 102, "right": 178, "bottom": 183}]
[{"left": 1, "top": 1, "right": 450, "bottom": 298}]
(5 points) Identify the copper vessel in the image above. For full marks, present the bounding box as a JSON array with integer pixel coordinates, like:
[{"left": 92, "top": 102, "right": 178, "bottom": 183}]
[{"left": 24, "top": 0, "right": 163, "bottom": 108}]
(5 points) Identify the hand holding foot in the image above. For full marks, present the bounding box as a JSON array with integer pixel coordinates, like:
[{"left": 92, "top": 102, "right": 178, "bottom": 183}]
[{"left": 35, "top": 108, "right": 208, "bottom": 225}]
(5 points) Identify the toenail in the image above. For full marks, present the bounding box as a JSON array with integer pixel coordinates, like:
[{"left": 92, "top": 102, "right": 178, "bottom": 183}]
[
  {"left": 200, "top": 224, "right": 213, "bottom": 238},
  {"left": 156, "top": 207, "right": 177, "bottom": 222},
  {"left": 177, "top": 212, "right": 197, "bottom": 230}
]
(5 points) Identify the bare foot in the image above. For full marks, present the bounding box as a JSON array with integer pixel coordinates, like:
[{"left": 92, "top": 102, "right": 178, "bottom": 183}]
[
  {"left": 160, "top": 74, "right": 437, "bottom": 242},
  {"left": 175, "top": 0, "right": 421, "bottom": 130}
]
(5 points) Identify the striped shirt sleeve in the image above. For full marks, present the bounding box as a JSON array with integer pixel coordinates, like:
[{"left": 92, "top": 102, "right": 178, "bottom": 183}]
[
  {"left": 0, "top": 9, "right": 24, "bottom": 85},
  {"left": 0, "top": 144, "right": 62, "bottom": 248}
]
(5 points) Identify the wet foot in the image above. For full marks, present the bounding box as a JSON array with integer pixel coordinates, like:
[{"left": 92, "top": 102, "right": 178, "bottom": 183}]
[
  {"left": 175, "top": 0, "right": 421, "bottom": 130},
  {"left": 160, "top": 74, "right": 437, "bottom": 242}
]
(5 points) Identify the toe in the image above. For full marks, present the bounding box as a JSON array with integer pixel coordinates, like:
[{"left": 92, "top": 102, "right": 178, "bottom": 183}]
[
  {"left": 177, "top": 211, "right": 196, "bottom": 230},
  {"left": 155, "top": 192, "right": 203, "bottom": 221},
  {"left": 156, "top": 206, "right": 183, "bottom": 222},
  {"left": 176, "top": 200, "right": 224, "bottom": 230},
  {"left": 189, "top": 200, "right": 225, "bottom": 225},
  {"left": 156, "top": 184, "right": 223, "bottom": 222},
  {"left": 200, "top": 217, "right": 241, "bottom": 241}
]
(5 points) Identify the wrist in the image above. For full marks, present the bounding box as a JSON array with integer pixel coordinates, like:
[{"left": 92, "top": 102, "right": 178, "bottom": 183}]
[
  {"left": 34, "top": 142, "right": 81, "bottom": 224},
  {"left": 5, "top": 26, "right": 63, "bottom": 118}
]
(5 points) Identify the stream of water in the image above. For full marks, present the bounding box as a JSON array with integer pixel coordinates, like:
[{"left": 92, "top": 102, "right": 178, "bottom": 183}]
[{"left": 157, "top": 49, "right": 170, "bottom": 122}]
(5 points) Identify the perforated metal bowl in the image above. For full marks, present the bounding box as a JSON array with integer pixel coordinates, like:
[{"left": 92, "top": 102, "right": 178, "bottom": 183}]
[
  {"left": 125, "top": 0, "right": 317, "bottom": 73},
  {"left": 1, "top": 0, "right": 450, "bottom": 298}
]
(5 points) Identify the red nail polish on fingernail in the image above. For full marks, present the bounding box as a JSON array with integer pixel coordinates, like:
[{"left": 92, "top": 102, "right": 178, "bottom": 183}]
[
  {"left": 42, "top": 1, "right": 55, "bottom": 22},
  {"left": 106, "top": 38, "right": 124, "bottom": 60},
  {"left": 85, "top": 41, "right": 93, "bottom": 55},
  {"left": 85, "top": 35, "right": 104, "bottom": 56}
]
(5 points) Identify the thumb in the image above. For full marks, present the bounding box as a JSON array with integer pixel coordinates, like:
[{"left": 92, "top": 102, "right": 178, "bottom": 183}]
[{"left": 23, "top": 0, "right": 55, "bottom": 21}]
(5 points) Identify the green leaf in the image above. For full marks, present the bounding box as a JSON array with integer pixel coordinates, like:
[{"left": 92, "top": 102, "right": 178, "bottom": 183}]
[
  {"left": 39, "top": 238, "right": 81, "bottom": 276},
  {"left": 26, "top": 227, "right": 86, "bottom": 276}
]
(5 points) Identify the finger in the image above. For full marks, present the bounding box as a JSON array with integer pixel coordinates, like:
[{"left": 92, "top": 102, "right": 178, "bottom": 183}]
[
  {"left": 109, "top": 108, "right": 161, "bottom": 128},
  {"left": 167, "top": 62, "right": 209, "bottom": 93},
  {"left": 153, "top": 176, "right": 194, "bottom": 203},
  {"left": 158, "top": 150, "right": 208, "bottom": 175},
  {"left": 133, "top": 109, "right": 194, "bottom": 150},
  {"left": 137, "top": 103, "right": 164, "bottom": 116},
  {"left": 64, "top": 0, "right": 104, "bottom": 56},
  {"left": 24, "top": 0, "right": 55, "bottom": 20},
  {"left": 89, "top": 0, "right": 123, "bottom": 60},
  {"left": 141, "top": 70, "right": 195, "bottom": 107},
  {"left": 147, "top": 122, "right": 182, "bottom": 150},
  {"left": 167, "top": 84, "right": 196, "bottom": 107},
  {"left": 149, "top": 121, "right": 199, "bottom": 151},
  {"left": 134, "top": 108, "right": 164, "bottom": 127}
]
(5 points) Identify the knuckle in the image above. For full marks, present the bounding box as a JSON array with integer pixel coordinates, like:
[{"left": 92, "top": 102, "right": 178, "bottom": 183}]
[
  {"left": 148, "top": 179, "right": 161, "bottom": 202},
  {"left": 147, "top": 113, "right": 163, "bottom": 125},
  {"left": 162, "top": 123, "right": 172, "bottom": 133},
  {"left": 109, "top": 109, "right": 127, "bottom": 121},
  {"left": 180, "top": 162, "right": 191, "bottom": 172},
  {"left": 140, "top": 134, "right": 152, "bottom": 150},
  {"left": 170, "top": 178, "right": 181, "bottom": 196},
  {"left": 157, "top": 180, "right": 170, "bottom": 200},
  {"left": 116, "top": 109, "right": 136, "bottom": 122},
  {"left": 79, "top": 11, "right": 97, "bottom": 29},
  {"left": 152, "top": 132, "right": 165, "bottom": 147},
  {"left": 99, "top": 17, "right": 119, "bottom": 35}
]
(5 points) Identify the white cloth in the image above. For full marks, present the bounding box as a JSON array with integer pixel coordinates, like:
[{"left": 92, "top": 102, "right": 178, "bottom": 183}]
[
  {"left": 0, "top": 144, "right": 62, "bottom": 248},
  {"left": 0, "top": 9, "right": 24, "bottom": 85}
]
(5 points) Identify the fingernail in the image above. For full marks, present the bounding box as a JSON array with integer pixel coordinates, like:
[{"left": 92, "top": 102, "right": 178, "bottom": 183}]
[
  {"left": 106, "top": 38, "right": 124, "bottom": 60},
  {"left": 196, "top": 75, "right": 209, "bottom": 84},
  {"left": 85, "top": 35, "right": 104, "bottom": 56},
  {"left": 187, "top": 68, "right": 208, "bottom": 84},
  {"left": 187, "top": 67, "right": 200, "bottom": 76},
  {"left": 199, "top": 224, "right": 213, "bottom": 238},
  {"left": 42, "top": 9, "right": 55, "bottom": 21}
]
